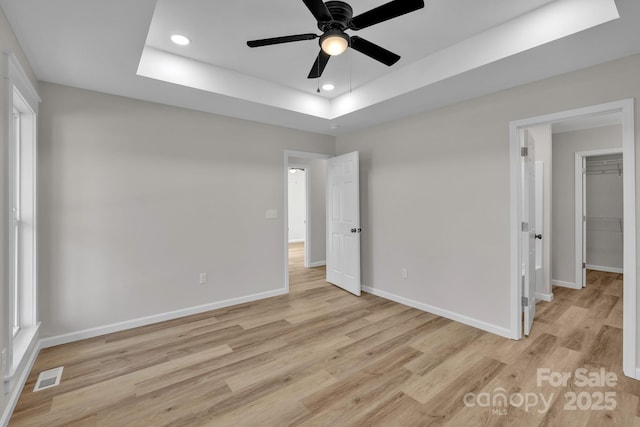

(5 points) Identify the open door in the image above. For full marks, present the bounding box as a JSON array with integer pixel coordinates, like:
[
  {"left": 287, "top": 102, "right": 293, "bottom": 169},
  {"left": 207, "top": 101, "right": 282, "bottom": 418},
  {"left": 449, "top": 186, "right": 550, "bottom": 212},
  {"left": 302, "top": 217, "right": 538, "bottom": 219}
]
[
  {"left": 326, "top": 151, "right": 361, "bottom": 296},
  {"left": 522, "top": 130, "right": 536, "bottom": 336}
]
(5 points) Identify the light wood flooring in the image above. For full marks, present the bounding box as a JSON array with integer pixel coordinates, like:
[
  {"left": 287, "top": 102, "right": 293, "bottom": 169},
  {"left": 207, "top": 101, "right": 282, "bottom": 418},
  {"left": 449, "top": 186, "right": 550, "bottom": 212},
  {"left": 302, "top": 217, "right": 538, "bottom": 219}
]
[{"left": 9, "top": 244, "right": 639, "bottom": 425}]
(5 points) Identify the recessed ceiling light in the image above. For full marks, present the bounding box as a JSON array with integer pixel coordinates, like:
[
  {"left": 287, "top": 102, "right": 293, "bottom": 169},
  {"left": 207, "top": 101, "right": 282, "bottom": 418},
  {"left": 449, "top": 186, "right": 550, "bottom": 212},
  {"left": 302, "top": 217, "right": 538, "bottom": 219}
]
[
  {"left": 171, "top": 34, "right": 190, "bottom": 46},
  {"left": 322, "top": 83, "right": 335, "bottom": 91}
]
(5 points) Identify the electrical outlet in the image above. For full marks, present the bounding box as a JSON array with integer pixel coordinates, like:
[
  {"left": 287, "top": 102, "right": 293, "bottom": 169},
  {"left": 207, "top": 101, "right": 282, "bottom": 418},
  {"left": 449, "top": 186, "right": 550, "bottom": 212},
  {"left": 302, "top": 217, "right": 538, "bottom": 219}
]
[
  {"left": 199, "top": 273, "right": 208, "bottom": 285},
  {"left": 401, "top": 268, "right": 408, "bottom": 279}
]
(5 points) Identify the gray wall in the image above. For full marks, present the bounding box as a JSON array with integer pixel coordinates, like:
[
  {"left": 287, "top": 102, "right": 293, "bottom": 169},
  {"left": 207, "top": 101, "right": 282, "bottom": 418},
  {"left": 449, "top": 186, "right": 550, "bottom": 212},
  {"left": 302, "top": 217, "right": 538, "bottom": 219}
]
[
  {"left": 289, "top": 157, "right": 327, "bottom": 266},
  {"left": 37, "top": 82, "right": 334, "bottom": 337},
  {"left": 586, "top": 154, "right": 623, "bottom": 271},
  {"left": 0, "top": 6, "right": 39, "bottom": 418},
  {"left": 552, "top": 126, "right": 622, "bottom": 285},
  {"left": 335, "top": 54, "right": 640, "bottom": 337}
]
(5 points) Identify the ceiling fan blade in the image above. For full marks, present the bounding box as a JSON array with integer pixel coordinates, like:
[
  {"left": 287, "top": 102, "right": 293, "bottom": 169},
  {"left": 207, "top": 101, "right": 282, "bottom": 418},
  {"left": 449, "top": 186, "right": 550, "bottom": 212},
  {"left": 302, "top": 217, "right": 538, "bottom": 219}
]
[
  {"left": 302, "top": 0, "right": 333, "bottom": 23},
  {"left": 350, "top": 36, "right": 400, "bottom": 66},
  {"left": 307, "top": 50, "right": 331, "bottom": 79},
  {"left": 247, "top": 33, "right": 318, "bottom": 48},
  {"left": 349, "top": 0, "right": 424, "bottom": 30}
]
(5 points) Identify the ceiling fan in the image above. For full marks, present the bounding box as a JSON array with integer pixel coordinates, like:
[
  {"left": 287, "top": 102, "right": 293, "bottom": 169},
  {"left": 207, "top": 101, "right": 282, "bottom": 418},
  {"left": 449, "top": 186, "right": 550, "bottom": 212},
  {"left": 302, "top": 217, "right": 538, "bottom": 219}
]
[{"left": 246, "top": 0, "right": 425, "bottom": 79}]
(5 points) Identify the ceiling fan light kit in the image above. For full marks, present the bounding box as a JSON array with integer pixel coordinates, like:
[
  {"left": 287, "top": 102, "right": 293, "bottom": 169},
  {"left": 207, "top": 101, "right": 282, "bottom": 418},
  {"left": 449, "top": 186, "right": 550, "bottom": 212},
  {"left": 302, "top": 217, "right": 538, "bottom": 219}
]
[
  {"left": 247, "top": 0, "right": 425, "bottom": 79},
  {"left": 320, "top": 30, "right": 349, "bottom": 56}
]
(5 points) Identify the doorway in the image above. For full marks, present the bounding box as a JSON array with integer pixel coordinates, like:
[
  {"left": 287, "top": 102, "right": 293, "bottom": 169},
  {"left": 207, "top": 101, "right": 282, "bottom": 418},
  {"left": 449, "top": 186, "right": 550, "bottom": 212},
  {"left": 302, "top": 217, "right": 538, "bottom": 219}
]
[
  {"left": 287, "top": 165, "right": 307, "bottom": 260},
  {"left": 284, "top": 150, "right": 331, "bottom": 291},
  {"left": 576, "top": 151, "right": 624, "bottom": 288},
  {"left": 509, "top": 99, "right": 636, "bottom": 378}
]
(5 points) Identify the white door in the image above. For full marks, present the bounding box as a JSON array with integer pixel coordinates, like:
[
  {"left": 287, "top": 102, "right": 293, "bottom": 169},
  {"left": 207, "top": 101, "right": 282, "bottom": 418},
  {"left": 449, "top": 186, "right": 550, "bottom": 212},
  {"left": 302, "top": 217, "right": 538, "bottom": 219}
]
[
  {"left": 326, "top": 151, "right": 361, "bottom": 296},
  {"left": 522, "top": 130, "right": 536, "bottom": 336},
  {"left": 535, "top": 162, "right": 544, "bottom": 294}
]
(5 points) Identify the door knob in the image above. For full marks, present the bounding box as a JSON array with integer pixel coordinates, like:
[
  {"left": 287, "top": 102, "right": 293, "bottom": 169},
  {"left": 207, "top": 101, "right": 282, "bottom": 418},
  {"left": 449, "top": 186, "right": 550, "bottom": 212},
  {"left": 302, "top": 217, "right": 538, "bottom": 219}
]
[{"left": 535, "top": 234, "right": 542, "bottom": 240}]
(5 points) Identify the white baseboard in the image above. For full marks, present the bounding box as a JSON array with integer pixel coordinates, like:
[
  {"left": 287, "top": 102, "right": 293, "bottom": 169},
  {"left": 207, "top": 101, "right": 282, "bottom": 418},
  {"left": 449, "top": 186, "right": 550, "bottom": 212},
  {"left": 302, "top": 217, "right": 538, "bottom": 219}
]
[
  {"left": 552, "top": 279, "right": 581, "bottom": 289},
  {"left": 535, "top": 292, "right": 554, "bottom": 302},
  {"left": 1, "top": 337, "right": 40, "bottom": 427},
  {"left": 586, "top": 264, "right": 624, "bottom": 274},
  {"left": 288, "top": 239, "right": 304, "bottom": 243},
  {"left": 308, "top": 260, "right": 326, "bottom": 267},
  {"left": 361, "top": 286, "right": 512, "bottom": 339},
  {"left": 39, "top": 288, "right": 288, "bottom": 349}
]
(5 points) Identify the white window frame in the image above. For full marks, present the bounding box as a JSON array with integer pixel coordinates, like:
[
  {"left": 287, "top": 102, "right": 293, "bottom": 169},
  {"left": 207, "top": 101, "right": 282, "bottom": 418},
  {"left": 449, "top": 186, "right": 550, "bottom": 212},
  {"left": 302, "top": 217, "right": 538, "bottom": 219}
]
[
  {"left": 4, "top": 52, "right": 40, "bottom": 379},
  {"left": 11, "top": 106, "right": 21, "bottom": 339}
]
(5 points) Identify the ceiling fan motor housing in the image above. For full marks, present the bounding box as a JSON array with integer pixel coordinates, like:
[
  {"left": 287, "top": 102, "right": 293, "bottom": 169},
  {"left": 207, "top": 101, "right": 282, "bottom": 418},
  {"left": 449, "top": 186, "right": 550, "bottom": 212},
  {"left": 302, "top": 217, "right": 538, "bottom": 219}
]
[{"left": 319, "top": 1, "right": 353, "bottom": 31}]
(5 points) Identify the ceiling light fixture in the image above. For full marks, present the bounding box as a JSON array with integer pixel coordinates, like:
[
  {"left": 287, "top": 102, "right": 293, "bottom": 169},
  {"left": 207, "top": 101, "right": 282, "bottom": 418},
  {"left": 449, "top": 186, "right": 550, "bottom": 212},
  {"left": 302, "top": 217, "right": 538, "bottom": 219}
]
[
  {"left": 322, "top": 83, "right": 335, "bottom": 91},
  {"left": 320, "top": 30, "right": 349, "bottom": 56},
  {"left": 171, "top": 34, "right": 191, "bottom": 46}
]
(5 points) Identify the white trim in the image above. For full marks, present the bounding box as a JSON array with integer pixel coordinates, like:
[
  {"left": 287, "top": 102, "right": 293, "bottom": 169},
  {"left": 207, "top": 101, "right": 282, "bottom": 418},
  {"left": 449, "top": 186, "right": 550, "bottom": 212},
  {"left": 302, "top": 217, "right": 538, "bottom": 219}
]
[
  {"left": 576, "top": 152, "right": 585, "bottom": 288},
  {"left": 0, "top": 337, "right": 39, "bottom": 427},
  {"left": 509, "top": 99, "right": 636, "bottom": 379},
  {"left": 586, "top": 264, "right": 624, "bottom": 274},
  {"left": 621, "top": 99, "right": 637, "bottom": 379},
  {"left": 309, "top": 260, "right": 326, "bottom": 267},
  {"left": 39, "top": 288, "right": 287, "bottom": 349},
  {"left": 509, "top": 122, "right": 522, "bottom": 339},
  {"left": 3, "top": 52, "right": 40, "bottom": 110},
  {"left": 535, "top": 292, "right": 554, "bottom": 302},
  {"left": 6, "top": 324, "right": 38, "bottom": 378},
  {"left": 362, "top": 286, "right": 512, "bottom": 339},
  {"left": 575, "top": 148, "right": 622, "bottom": 290},
  {"left": 288, "top": 239, "right": 305, "bottom": 244},
  {"left": 552, "top": 279, "right": 581, "bottom": 289},
  {"left": 283, "top": 150, "right": 332, "bottom": 293}
]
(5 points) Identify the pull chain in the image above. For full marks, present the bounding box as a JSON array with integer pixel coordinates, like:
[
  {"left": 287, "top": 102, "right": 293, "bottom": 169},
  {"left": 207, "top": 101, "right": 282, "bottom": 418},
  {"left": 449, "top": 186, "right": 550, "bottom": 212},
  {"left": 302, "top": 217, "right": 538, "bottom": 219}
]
[
  {"left": 317, "top": 53, "right": 321, "bottom": 93},
  {"left": 349, "top": 49, "right": 352, "bottom": 93}
]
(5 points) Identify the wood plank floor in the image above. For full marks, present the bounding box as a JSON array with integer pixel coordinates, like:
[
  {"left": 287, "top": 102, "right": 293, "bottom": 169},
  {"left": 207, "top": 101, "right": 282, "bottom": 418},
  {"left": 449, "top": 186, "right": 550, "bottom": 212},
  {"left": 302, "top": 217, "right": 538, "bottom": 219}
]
[{"left": 10, "top": 245, "right": 638, "bottom": 426}]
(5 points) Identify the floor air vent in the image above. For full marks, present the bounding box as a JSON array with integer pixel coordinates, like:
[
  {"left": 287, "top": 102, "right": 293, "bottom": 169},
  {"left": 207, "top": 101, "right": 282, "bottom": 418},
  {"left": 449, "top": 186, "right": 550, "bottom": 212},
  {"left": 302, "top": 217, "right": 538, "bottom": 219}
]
[{"left": 33, "top": 366, "right": 64, "bottom": 392}]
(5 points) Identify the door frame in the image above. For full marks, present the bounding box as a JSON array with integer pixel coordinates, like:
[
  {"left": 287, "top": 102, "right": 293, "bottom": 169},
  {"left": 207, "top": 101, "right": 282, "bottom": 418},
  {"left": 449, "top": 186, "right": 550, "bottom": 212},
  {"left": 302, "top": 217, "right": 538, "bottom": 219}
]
[
  {"left": 508, "top": 99, "right": 636, "bottom": 379},
  {"left": 574, "top": 148, "right": 623, "bottom": 290},
  {"left": 283, "top": 150, "right": 331, "bottom": 292}
]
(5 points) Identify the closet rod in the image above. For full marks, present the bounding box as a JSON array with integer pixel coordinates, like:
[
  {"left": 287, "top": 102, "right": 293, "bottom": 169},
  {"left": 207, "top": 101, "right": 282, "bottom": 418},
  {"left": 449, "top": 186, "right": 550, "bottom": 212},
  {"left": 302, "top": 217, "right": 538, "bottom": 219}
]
[
  {"left": 586, "top": 217, "right": 623, "bottom": 221},
  {"left": 586, "top": 169, "right": 622, "bottom": 176},
  {"left": 586, "top": 159, "right": 622, "bottom": 166}
]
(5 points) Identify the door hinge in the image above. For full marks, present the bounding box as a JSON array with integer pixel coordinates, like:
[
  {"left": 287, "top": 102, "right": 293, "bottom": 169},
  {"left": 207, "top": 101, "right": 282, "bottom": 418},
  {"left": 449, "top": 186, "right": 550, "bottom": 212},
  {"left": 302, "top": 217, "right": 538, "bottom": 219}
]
[
  {"left": 583, "top": 262, "right": 586, "bottom": 269},
  {"left": 521, "top": 222, "right": 529, "bottom": 232},
  {"left": 522, "top": 296, "right": 529, "bottom": 307},
  {"left": 521, "top": 147, "right": 528, "bottom": 157}
]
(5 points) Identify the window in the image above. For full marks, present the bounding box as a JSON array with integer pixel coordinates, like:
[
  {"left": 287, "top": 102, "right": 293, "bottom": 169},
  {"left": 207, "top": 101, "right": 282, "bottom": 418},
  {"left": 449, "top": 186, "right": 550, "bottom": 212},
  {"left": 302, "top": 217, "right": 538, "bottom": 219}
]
[
  {"left": 4, "top": 52, "right": 40, "bottom": 378},
  {"left": 11, "top": 107, "right": 22, "bottom": 338}
]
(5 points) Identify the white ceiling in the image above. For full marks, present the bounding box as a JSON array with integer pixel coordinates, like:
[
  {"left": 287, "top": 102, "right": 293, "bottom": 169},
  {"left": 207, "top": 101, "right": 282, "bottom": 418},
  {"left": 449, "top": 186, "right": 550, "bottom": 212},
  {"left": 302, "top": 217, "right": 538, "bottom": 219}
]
[
  {"left": 145, "top": 0, "right": 555, "bottom": 98},
  {"left": 2, "top": 0, "right": 640, "bottom": 136}
]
